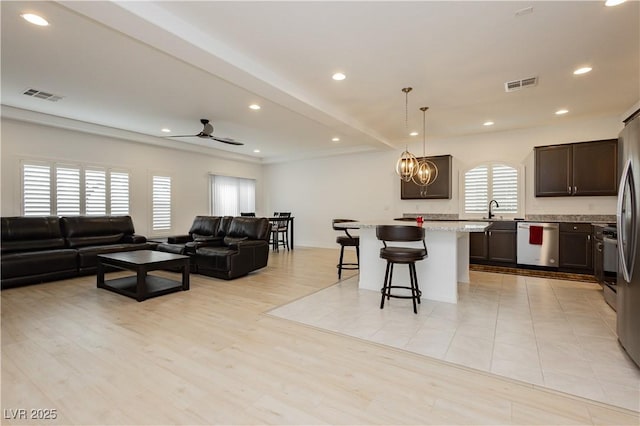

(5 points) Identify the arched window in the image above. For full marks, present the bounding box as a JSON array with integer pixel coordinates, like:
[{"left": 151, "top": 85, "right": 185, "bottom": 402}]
[{"left": 463, "top": 163, "right": 520, "bottom": 217}]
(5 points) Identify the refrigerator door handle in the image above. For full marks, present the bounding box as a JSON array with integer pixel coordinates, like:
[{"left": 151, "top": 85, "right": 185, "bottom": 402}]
[{"left": 617, "top": 159, "right": 637, "bottom": 283}]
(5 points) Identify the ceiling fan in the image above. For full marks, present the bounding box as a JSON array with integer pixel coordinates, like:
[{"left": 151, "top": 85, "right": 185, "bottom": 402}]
[{"left": 168, "top": 119, "right": 244, "bottom": 145}]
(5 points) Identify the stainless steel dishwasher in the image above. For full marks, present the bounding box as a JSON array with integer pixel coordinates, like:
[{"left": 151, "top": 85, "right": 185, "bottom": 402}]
[{"left": 516, "top": 222, "right": 559, "bottom": 267}]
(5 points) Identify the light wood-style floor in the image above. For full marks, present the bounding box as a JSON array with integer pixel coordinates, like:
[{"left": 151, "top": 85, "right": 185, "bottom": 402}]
[{"left": 2, "top": 247, "right": 638, "bottom": 425}]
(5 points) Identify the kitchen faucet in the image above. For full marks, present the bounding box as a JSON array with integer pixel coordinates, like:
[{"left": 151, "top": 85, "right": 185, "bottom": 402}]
[{"left": 488, "top": 199, "right": 499, "bottom": 219}]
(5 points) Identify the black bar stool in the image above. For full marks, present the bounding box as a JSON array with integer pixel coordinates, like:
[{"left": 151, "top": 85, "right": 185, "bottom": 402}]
[
  {"left": 332, "top": 219, "right": 360, "bottom": 279},
  {"left": 376, "top": 225, "right": 428, "bottom": 314}
]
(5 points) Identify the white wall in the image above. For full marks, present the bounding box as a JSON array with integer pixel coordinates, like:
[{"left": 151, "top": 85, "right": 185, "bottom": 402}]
[
  {"left": 1, "top": 114, "right": 624, "bottom": 247},
  {"left": 264, "top": 114, "right": 624, "bottom": 248},
  {"left": 1, "top": 118, "right": 263, "bottom": 237}
]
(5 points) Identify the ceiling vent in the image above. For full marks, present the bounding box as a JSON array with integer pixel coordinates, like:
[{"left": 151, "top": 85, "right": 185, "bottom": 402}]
[
  {"left": 23, "top": 88, "right": 64, "bottom": 102},
  {"left": 504, "top": 77, "right": 538, "bottom": 92}
]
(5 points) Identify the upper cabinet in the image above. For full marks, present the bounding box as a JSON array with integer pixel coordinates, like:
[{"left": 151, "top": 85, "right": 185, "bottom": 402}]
[
  {"left": 401, "top": 154, "right": 452, "bottom": 199},
  {"left": 535, "top": 139, "right": 618, "bottom": 197}
]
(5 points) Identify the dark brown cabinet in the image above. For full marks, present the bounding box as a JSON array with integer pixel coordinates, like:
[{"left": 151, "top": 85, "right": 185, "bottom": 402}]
[
  {"left": 469, "top": 221, "right": 517, "bottom": 265},
  {"left": 535, "top": 139, "right": 618, "bottom": 197},
  {"left": 401, "top": 155, "right": 452, "bottom": 199},
  {"left": 559, "top": 223, "right": 593, "bottom": 273}
]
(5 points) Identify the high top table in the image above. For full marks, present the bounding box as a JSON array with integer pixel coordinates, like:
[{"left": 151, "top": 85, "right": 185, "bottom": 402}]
[{"left": 334, "top": 220, "right": 489, "bottom": 304}]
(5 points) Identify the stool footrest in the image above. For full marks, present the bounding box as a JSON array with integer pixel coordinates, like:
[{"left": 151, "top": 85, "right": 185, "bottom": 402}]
[{"left": 381, "top": 285, "right": 422, "bottom": 299}]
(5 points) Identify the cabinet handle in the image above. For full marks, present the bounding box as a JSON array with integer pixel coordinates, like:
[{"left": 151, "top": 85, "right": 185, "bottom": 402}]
[
  {"left": 587, "top": 234, "right": 591, "bottom": 241},
  {"left": 489, "top": 231, "right": 492, "bottom": 236},
  {"left": 568, "top": 186, "right": 572, "bottom": 194},
  {"left": 574, "top": 186, "right": 577, "bottom": 194}
]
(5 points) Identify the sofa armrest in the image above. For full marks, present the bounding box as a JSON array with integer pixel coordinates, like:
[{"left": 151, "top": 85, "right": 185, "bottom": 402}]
[
  {"left": 167, "top": 235, "right": 192, "bottom": 244},
  {"left": 185, "top": 237, "right": 223, "bottom": 250},
  {"left": 122, "top": 234, "right": 147, "bottom": 244},
  {"left": 231, "top": 240, "right": 268, "bottom": 250}
]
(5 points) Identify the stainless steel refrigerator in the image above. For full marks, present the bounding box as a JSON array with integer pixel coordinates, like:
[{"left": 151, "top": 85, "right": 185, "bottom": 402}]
[{"left": 617, "top": 108, "right": 640, "bottom": 367}]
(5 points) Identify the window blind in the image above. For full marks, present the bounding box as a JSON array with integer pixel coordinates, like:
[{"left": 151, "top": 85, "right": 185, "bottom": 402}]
[
  {"left": 210, "top": 175, "right": 256, "bottom": 217},
  {"left": 85, "top": 169, "right": 106, "bottom": 215},
  {"left": 56, "top": 166, "right": 80, "bottom": 216},
  {"left": 23, "top": 163, "right": 51, "bottom": 216},
  {"left": 464, "top": 165, "right": 488, "bottom": 213},
  {"left": 152, "top": 175, "right": 171, "bottom": 231},
  {"left": 464, "top": 163, "right": 519, "bottom": 215},
  {"left": 110, "top": 171, "right": 130, "bottom": 215}
]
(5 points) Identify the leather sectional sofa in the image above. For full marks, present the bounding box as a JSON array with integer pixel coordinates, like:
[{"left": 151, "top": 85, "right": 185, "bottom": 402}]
[
  {"left": 1, "top": 215, "right": 154, "bottom": 288},
  {"left": 156, "top": 216, "right": 271, "bottom": 280}
]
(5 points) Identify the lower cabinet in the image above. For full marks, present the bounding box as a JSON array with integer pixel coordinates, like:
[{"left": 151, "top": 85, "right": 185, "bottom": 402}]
[
  {"left": 559, "top": 223, "right": 593, "bottom": 273},
  {"left": 470, "top": 221, "right": 517, "bottom": 265}
]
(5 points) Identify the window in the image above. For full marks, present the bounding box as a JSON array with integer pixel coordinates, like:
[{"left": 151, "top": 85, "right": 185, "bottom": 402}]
[
  {"left": 22, "top": 163, "right": 51, "bottom": 216},
  {"left": 85, "top": 169, "right": 106, "bottom": 215},
  {"left": 110, "top": 171, "right": 130, "bottom": 215},
  {"left": 152, "top": 175, "right": 171, "bottom": 232},
  {"left": 210, "top": 175, "right": 256, "bottom": 216},
  {"left": 21, "top": 161, "right": 130, "bottom": 216},
  {"left": 463, "top": 163, "right": 519, "bottom": 217}
]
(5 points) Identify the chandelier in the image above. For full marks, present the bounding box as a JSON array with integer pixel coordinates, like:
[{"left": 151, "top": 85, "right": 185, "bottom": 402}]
[
  {"left": 412, "top": 106, "right": 439, "bottom": 197},
  {"left": 395, "top": 87, "right": 419, "bottom": 182}
]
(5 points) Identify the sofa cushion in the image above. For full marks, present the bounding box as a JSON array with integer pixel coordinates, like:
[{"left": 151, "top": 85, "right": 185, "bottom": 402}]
[
  {"left": 227, "top": 217, "right": 270, "bottom": 240},
  {"left": 189, "top": 216, "right": 221, "bottom": 238},
  {"left": 66, "top": 233, "right": 124, "bottom": 248},
  {"left": 1, "top": 216, "right": 66, "bottom": 253},
  {"left": 61, "top": 215, "right": 135, "bottom": 238},
  {"left": 76, "top": 243, "right": 151, "bottom": 269},
  {"left": 1, "top": 249, "right": 78, "bottom": 279},
  {"left": 223, "top": 236, "right": 248, "bottom": 246},
  {"left": 195, "top": 246, "right": 236, "bottom": 271}
]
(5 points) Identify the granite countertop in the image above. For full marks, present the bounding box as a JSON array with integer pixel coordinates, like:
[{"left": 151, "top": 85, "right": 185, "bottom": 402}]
[
  {"left": 403, "top": 213, "right": 616, "bottom": 224},
  {"left": 335, "top": 220, "right": 490, "bottom": 232}
]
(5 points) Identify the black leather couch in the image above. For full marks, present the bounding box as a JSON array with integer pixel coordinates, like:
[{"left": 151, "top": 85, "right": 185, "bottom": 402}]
[
  {"left": 156, "top": 216, "right": 271, "bottom": 280},
  {"left": 1, "top": 215, "right": 154, "bottom": 289}
]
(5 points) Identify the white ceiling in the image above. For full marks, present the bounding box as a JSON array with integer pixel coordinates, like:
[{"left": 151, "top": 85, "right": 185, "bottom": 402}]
[{"left": 2, "top": 1, "right": 638, "bottom": 164}]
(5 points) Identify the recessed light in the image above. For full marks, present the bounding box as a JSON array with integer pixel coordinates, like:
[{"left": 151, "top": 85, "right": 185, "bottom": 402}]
[
  {"left": 555, "top": 109, "right": 569, "bottom": 115},
  {"left": 161, "top": 128, "right": 171, "bottom": 133},
  {"left": 21, "top": 13, "right": 49, "bottom": 26},
  {"left": 249, "top": 104, "right": 261, "bottom": 110},
  {"left": 605, "top": 0, "right": 626, "bottom": 6},
  {"left": 483, "top": 121, "right": 494, "bottom": 126},
  {"left": 573, "top": 67, "right": 592, "bottom": 75},
  {"left": 253, "top": 149, "right": 261, "bottom": 153},
  {"left": 409, "top": 131, "right": 419, "bottom": 136},
  {"left": 332, "top": 72, "right": 346, "bottom": 81},
  {"left": 332, "top": 137, "right": 340, "bottom": 142}
]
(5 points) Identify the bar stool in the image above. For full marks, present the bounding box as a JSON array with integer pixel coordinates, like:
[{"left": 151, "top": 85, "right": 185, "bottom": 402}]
[
  {"left": 332, "top": 219, "right": 360, "bottom": 279},
  {"left": 271, "top": 212, "right": 291, "bottom": 251},
  {"left": 376, "top": 225, "right": 428, "bottom": 314}
]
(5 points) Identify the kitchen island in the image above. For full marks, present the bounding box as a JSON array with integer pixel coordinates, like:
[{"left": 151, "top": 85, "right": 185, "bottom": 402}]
[{"left": 335, "top": 220, "right": 489, "bottom": 304}]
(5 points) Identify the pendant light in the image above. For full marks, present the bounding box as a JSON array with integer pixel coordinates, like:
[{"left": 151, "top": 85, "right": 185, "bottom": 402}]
[
  {"left": 412, "top": 106, "right": 439, "bottom": 197},
  {"left": 395, "top": 87, "right": 419, "bottom": 182}
]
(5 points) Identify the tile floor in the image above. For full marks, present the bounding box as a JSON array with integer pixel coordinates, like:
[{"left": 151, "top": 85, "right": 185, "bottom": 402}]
[{"left": 268, "top": 271, "right": 640, "bottom": 412}]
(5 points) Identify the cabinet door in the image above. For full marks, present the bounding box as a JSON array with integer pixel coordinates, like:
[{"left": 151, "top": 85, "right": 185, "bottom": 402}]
[
  {"left": 559, "top": 232, "right": 593, "bottom": 272},
  {"left": 401, "top": 155, "right": 452, "bottom": 199},
  {"left": 535, "top": 145, "right": 572, "bottom": 197},
  {"left": 572, "top": 139, "right": 618, "bottom": 196},
  {"left": 469, "top": 231, "right": 488, "bottom": 261},
  {"left": 488, "top": 230, "right": 517, "bottom": 264}
]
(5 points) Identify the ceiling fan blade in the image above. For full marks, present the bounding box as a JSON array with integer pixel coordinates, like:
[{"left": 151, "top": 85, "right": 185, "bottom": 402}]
[
  {"left": 168, "top": 134, "right": 198, "bottom": 138},
  {"left": 210, "top": 136, "right": 244, "bottom": 146}
]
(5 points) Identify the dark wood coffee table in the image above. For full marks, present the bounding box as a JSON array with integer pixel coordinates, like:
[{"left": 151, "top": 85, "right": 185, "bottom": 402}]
[{"left": 97, "top": 250, "right": 190, "bottom": 302}]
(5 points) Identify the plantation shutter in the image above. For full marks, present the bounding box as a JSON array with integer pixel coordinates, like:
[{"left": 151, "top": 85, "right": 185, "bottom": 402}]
[
  {"left": 85, "top": 169, "right": 106, "bottom": 215},
  {"left": 152, "top": 175, "right": 171, "bottom": 231},
  {"left": 23, "top": 163, "right": 51, "bottom": 216},
  {"left": 464, "top": 165, "right": 488, "bottom": 213},
  {"left": 110, "top": 171, "right": 130, "bottom": 215},
  {"left": 492, "top": 164, "right": 518, "bottom": 214},
  {"left": 56, "top": 166, "right": 80, "bottom": 216}
]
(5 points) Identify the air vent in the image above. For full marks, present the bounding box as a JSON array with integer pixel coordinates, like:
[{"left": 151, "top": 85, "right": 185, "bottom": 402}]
[
  {"left": 504, "top": 77, "right": 538, "bottom": 92},
  {"left": 23, "top": 88, "right": 64, "bottom": 102}
]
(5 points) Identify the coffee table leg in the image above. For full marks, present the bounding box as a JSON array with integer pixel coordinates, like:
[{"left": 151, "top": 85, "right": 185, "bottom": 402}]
[
  {"left": 137, "top": 267, "right": 147, "bottom": 302},
  {"left": 97, "top": 261, "right": 105, "bottom": 288},
  {"left": 182, "top": 261, "right": 190, "bottom": 291}
]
